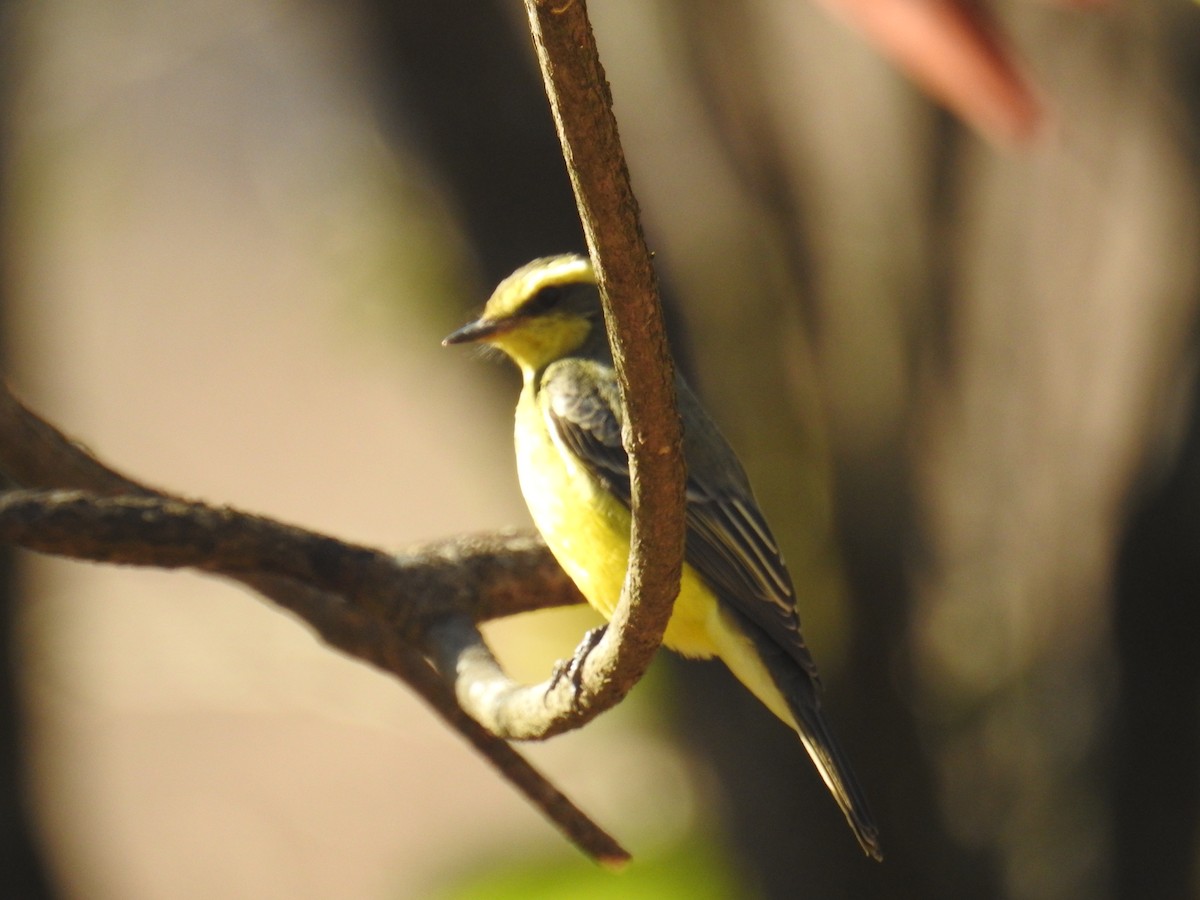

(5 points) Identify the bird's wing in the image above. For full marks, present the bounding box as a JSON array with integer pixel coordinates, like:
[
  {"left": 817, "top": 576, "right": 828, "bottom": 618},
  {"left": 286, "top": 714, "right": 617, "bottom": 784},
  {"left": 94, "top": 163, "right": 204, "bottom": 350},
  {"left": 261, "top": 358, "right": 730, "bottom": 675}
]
[
  {"left": 540, "top": 361, "right": 819, "bottom": 681},
  {"left": 682, "top": 468, "right": 819, "bottom": 681},
  {"left": 541, "top": 359, "right": 632, "bottom": 503}
]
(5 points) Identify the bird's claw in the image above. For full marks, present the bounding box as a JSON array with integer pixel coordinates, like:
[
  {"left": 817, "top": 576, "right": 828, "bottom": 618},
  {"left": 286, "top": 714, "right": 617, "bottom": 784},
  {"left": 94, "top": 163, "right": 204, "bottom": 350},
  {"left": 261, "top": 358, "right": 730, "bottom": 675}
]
[{"left": 547, "top": 624, "right": 608, "bottom": 701}]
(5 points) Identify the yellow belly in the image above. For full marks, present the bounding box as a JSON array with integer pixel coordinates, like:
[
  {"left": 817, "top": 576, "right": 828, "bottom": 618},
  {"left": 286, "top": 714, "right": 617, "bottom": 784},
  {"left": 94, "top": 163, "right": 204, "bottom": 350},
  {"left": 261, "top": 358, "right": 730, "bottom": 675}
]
[{"left": 514, "top": 386, "right": 719, "bottom": 658}]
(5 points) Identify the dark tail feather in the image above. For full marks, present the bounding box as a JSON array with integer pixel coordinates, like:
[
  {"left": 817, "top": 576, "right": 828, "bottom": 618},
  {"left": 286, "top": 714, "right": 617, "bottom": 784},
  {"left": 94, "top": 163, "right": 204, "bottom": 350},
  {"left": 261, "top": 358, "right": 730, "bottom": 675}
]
[
  {"left": 743, "top": 615, "right": 883, "bottom": 861},
  {"left": 791, "top": 692, "right": 883, "bottom": 861}
]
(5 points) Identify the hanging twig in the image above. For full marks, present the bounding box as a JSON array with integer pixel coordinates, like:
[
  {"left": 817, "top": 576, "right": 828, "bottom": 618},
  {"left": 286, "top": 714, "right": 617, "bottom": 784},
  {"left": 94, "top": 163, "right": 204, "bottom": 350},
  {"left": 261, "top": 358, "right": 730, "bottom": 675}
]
[{"left": 438, "top": 0, "right": 689, "bottom": 736}]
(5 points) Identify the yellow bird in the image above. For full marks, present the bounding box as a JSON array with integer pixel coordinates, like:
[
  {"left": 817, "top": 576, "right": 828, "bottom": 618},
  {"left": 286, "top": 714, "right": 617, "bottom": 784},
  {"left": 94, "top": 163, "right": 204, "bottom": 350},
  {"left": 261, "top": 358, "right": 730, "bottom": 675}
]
[{"left": 444, "top": 254, "right": 881, "bottom": 860}]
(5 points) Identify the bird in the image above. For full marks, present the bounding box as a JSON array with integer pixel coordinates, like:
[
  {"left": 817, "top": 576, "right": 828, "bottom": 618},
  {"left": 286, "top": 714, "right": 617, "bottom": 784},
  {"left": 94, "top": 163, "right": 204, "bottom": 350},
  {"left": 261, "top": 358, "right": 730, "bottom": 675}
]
[{"left": 443, "top": 253, "right": 882, "bottom": 860}]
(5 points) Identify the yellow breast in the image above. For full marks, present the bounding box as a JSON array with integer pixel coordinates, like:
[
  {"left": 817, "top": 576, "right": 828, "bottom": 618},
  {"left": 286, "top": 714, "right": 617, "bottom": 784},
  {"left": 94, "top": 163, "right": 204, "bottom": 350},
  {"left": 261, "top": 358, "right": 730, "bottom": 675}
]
[{"left": 514, "top": 384, "right": 721, "bottom": 658}]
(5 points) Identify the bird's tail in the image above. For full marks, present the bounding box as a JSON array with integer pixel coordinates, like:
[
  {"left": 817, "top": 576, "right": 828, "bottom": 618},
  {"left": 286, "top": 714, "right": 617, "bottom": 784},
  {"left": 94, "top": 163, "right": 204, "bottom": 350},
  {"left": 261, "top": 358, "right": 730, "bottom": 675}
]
[
  {"left": 789, "top": 689, "right": 883, "bottom": 861},
  {"left": 729, "top": 612, "right": 883, "bottom": 861}
]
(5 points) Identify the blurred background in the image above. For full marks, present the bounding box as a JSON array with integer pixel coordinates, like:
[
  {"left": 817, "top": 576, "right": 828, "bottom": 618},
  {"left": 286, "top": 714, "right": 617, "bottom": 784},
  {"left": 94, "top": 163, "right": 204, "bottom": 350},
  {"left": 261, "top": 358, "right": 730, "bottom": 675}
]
[{"left": 2, "top": 0, "right": 1200, "bottom": 897}]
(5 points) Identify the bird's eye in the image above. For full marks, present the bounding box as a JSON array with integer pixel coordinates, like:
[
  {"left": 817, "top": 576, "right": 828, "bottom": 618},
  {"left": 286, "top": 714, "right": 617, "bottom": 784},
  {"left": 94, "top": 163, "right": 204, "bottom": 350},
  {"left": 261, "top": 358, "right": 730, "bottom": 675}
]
[{"left": 521, "top": 284, "right": 565, "bottom": 316}]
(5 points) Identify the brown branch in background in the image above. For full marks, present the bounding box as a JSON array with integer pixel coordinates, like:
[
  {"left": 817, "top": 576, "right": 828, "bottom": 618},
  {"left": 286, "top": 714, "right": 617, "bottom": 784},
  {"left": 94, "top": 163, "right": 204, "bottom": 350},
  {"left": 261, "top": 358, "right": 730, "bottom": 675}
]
[
  {"left": 817, "top": 0, "right": 1042, "bottom": 145},
  {"left": 505, "top": 0, "right": 687, "bottom": 733}
]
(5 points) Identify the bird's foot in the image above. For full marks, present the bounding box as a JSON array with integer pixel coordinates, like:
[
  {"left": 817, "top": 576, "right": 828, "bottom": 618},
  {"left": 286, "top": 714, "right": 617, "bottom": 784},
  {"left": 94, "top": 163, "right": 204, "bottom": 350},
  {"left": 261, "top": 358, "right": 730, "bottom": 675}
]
[{"left": 547, "top": 625, "right": 608, "bottom": 701}]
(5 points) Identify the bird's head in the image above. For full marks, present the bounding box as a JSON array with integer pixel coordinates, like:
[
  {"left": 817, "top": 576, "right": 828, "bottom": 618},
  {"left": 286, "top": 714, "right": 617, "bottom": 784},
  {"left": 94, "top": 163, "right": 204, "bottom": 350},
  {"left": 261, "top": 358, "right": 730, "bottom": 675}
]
[{"left": 443, "top": 254, "right": 605, "bottom": 376}]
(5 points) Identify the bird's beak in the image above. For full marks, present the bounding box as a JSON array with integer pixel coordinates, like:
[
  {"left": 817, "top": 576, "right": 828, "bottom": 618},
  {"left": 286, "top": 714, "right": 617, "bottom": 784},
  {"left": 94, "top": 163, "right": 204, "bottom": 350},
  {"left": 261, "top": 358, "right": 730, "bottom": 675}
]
[{"left": 442, "top": 316, "right": 512, "bottom": 346}]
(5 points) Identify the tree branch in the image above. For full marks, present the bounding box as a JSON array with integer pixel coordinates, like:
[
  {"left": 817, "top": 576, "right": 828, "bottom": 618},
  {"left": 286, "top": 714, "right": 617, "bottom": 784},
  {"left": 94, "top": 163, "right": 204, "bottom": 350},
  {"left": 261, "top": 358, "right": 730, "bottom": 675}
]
[
  {"left": 511, "top": 0, "right": 687, "bottom": 735},
  {"left": 0, "top": 388, "right": 627, "bottom": 864}
]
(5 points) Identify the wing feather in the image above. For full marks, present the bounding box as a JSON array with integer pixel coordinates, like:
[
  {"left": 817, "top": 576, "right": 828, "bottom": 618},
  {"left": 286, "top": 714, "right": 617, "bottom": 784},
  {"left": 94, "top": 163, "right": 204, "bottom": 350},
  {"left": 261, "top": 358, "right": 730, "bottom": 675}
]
[{"left": 539, "top": 360, "right": 818, "bottom": 680}]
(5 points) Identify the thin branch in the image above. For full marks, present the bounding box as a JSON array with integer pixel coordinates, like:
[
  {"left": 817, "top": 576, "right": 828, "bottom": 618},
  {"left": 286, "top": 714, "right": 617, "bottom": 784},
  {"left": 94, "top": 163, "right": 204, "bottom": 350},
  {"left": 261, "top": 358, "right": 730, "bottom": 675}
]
[
  {"left": 0, "top": 489, "right": 580, "bottom": 629},
  {"left": 516, "top": 0, "right": 687, "bottom": 733},
  {"left": 235, "top": 570, "right": 626, "bottom": 863},
  {"left": 278, "top": 602, "right": 629, "bottom": 867}
]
